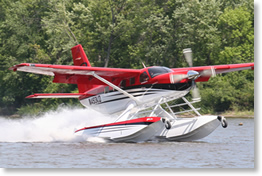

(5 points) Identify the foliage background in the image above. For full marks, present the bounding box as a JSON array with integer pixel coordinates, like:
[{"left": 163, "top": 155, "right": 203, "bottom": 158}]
[{"left": 0, "top": 0, "right": 254, "bottom": 116}]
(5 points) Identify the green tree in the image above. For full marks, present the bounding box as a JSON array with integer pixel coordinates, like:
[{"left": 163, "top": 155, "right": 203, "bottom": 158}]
[
  {"left": 170, "top": 0, "right": 222, "bottom": 66},
  {"left": 0, "top": 0, "right": 51, "bottom": 115},
  {"left": 200, "top": 4, "right": 254, "bottom": 113},
  {"left": 218, "top": 6, "right": 254, "bottom": 64}
]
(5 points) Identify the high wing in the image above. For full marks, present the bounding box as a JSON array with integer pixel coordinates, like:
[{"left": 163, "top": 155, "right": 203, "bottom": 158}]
[
  {"left": 9, "top": 63, "right": 142, "bottom": 102},
  {"left": 10, "top": 62, "right": 254, "bottom": 84},
  {"left": 9, "top": 63, "right": 141, "bottom": 77},
  {"left": 25, "top": 93, "right": 85, "bottom": 99},
  {"left": 9, "top": 63, "right": 141, "bottom": 84},
  {"left": 171, "top": 63, "right": 254, "bottom": 82}
]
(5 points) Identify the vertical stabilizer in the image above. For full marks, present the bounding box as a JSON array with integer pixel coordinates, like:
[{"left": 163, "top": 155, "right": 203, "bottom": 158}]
[
  {"left": 71, "top": 44, "right": 91, "bottom": 67},
  {"left": 71, "top": 44, "right": 91, "bottom": 93}
]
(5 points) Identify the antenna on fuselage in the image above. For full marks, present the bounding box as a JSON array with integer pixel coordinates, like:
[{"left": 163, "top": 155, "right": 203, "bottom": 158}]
[
  {"left": 142, "top": 62, "right": 147, "bottom": 68},
  {"left": 139, "top": 58, "right": 147, "bottom": 68}
]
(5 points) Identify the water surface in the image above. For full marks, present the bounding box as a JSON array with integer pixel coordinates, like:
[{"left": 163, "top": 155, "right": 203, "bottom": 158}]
[{"left": 0, "top": 109, "right": 254, "bottom": 168}]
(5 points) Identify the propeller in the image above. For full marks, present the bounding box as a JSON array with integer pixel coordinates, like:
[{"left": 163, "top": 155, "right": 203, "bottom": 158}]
[
  {"left": 170, "top": 48, "right": 217, "bottom": 101},
  {"left": 183, "top": 48, "right": 201, "bottom": 101}
]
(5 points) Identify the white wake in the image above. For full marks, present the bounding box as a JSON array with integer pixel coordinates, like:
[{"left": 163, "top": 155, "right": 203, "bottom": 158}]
[{"left": 0, "top": 107, "right": 115, "bottom": 143}]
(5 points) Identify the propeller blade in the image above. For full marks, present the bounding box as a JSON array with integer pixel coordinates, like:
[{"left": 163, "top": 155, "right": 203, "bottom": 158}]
[
  {"left": 192, "top": 87, "right": 201, "bottom": 101},
  {"left": 200, "top": 67, "right": 216, "bottom": 77},
  {"left": 183, "top": 48, "right": 193, "bottom": 67},
  {"left": 170, "top": 74, "right": 188, "bottom": 83},
  {"left": 191, "top": 82, "right": 201, "bottom": 101}
]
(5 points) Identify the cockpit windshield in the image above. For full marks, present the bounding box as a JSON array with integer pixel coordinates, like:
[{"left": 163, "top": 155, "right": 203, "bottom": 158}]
[{"left": 148, "top": 67, "right": 173, "bottom": 78}]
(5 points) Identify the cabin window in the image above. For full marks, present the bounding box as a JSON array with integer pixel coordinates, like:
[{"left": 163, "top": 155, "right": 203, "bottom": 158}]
[
  {"left": 130, "top": 77, "right": 135, "bottom": 85},
  {"left": 140, "top": 71, "right": 149, "bottom": 83},
  {"left": 120, "top": 80, "right": 127, "bottom": 88}
]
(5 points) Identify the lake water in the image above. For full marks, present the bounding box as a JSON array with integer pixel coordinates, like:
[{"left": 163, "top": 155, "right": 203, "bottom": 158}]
[{"left": 0, "top": 108, "right": 254, "bottom": 168}]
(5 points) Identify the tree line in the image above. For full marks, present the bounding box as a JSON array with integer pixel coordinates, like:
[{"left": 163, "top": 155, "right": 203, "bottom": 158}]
[{"left": 0, "top": 0, "right": 254, "bottom": 116}]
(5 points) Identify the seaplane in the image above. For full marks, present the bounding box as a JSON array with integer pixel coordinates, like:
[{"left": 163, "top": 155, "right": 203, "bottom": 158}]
[{"left": 9, "top": 44, "right": 254, "bottom": 143}]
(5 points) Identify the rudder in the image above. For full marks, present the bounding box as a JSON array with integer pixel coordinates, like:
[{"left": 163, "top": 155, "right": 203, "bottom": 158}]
[{"left": 71, "top": 44, "right": 91, "bottom": 67}]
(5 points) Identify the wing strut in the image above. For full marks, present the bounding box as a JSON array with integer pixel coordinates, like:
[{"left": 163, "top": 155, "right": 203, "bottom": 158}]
[{"left": 87, "top": 72, "right": 140, "bottom": 105}]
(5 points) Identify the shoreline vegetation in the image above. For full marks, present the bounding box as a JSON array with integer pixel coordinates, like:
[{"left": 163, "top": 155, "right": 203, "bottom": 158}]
[
  {"left": 178, "top": 112, "right": 254, "bottom": 118},
  {"left": 221, "top": 111, "right": 254, "bottom": 118}
]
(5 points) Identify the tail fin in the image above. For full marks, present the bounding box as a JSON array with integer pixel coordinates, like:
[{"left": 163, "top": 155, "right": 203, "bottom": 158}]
[
  {"left": 71, "top": 44, "right": 91, "bottom": 93},
  {"left": 71, "top": 44, "right": 91, "bottom": 67}
]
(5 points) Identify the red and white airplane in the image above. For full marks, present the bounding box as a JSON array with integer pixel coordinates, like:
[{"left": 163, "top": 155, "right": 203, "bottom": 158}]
[{"left": 10, "top": 44, "right": 254, "bottom": 142}]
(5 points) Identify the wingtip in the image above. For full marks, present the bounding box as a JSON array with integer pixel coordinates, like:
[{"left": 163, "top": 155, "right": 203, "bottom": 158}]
[
  {"left": 26, "top": 94, "right": 36, "bottom": 99},
  {"left": 9, "top": 63, "right": 30, "bottom": 71},
  {"left": 8, "top": 66, "right": 17, "bottom": 71}
]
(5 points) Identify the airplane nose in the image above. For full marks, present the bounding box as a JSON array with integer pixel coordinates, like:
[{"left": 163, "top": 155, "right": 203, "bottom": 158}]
[
  {"left": 169, "top": 70, "right": 200, "bottom": 84},
  {"left": 187, "top": 70, "right": 200, "bottom": 80}
]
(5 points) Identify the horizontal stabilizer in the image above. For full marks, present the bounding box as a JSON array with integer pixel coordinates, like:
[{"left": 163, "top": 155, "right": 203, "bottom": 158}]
[{"left": 26, "top": 93, "right": 85, "bottom": 99}]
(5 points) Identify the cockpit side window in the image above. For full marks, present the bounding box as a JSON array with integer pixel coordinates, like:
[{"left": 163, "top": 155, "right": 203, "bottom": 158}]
[{"left": 140, "top": 71, "right": 149, "bottom": 83}]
